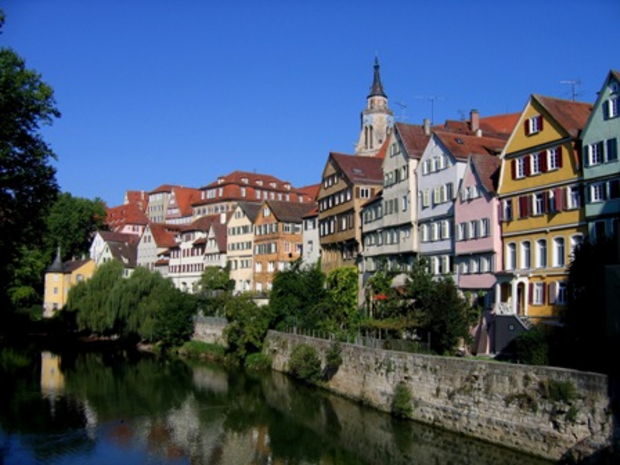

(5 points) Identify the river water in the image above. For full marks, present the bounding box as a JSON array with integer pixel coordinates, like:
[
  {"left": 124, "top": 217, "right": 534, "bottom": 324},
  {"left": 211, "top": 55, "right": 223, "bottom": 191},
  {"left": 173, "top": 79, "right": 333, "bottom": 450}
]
[{"left": 0, "top": 344, "right": 552, "bottom": 464}]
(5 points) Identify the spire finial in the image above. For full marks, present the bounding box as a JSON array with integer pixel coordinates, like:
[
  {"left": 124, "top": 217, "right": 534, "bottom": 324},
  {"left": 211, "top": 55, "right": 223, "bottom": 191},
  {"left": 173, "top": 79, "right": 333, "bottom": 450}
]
[{"left": 369, "top": 57, "right": 387, "bottom": 98}]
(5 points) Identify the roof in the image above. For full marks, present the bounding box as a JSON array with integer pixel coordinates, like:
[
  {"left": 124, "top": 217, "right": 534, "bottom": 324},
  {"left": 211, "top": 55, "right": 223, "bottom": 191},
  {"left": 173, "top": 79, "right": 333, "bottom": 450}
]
[
  {"left": 433, "top": 131, "right": 508, "bottom": 161},
  {"left": 442, "top": 113, "right": 519, "bottom": 138},
  {"left": 107, "top": 241, "right": 137, "bottom": 268},
  {"left": 148, "top": 223, "right": 179, "bottom": 248},
  {"left": 395, "top": 122, "right": 432, "bottom": 159},
  {"left": 124, "top": 190, "right": 148, "bottom": 211},
  {"left": 298, "top": 183, "right": 321, "bottom": 200},
  {"left": 105, "top": 203, "right": 149, "bottom": 231},
  {"left": 533, "top": 95, "right": 593, "bottom": 138},
  {"left": 368, "top": 57, "right": 387, "bottom": 98},
  {"left": 201, "top": 170, "right": 292, "bottom": 191},
  {"left": 236, "top": 201, "right": 262, "bottom": 222},
  {"left": 302, "top": 206, "right": 318, "bottom": 219},
  {"left": 98, "top": 230, "right": 139, "bottom": 244},
  {"left": 265, "top": 200, "right": 317, "bottom": 223},
  {"left": 169, "top": 186, "right": 202, "bottom": 217},
  {"left": 209, "top": 223, "right": 228, "bottom": 252},
  {"left": 330, "top": 152, "right": 384, "bottom": 185},
  {"left": 149, "top": 184, "right": 180, "bottom": 194},
  {"left": 470, "top": 153, "right": 501, "bottom": 194}
]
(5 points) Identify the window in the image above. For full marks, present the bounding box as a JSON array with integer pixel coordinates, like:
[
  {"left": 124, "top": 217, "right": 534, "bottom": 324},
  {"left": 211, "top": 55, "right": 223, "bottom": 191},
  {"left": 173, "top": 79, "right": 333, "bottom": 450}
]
[
  {"left": 441, "top": 220, "right": 451, "bottom": 239},
  {"left": 515, "top": 157, "right": 526, "bottom": 178},
  {"left": 421, "top": 224, "right": 429, "bottom": 242},
  {"left": 521, "top": 241, "right": 531, "bottom": 269},
  {"left": 547, "top": 147, "right": 561, "bottom": 170},
  {"left": 422, "top": 189, "right": 430, "bottom": 208},
  {"left": 526, "top": 115, "right": 543, "bottom": 135},
  {"left": 433, "top": 186, "right": 441, "bottom": 205},
  {"left": 530, "top": 153, "right": 541, "bottom": 175},
  {"left": 480, "top": 218, "right": 490, "bottom": 237},
  {"left": 457, "top": 223, "right": 466, "bottom": 241},
  {"left": 506, "top": 243, "right": 517, "bottom": 270},
  {"left": 556, "top": 281, "right": 567, "bottom": 305},
  {"left": 468, "top": 220, "right": 478, "bottom": 239},
  {"left": 567, "top": 186, "right": 581, "bottom": 209},
  {"left": 470, "top": 256, "right": 480, "bottom": 274},
  {"left": 255, "top": 262, "right": 262, "bottom": 272},
  {"left": 553, "top": 237, "right": 565, "bottom": 267},
  {"left": 590, "top": 183, "right": 605, "bottom": 203},
  {"left": 536, "top": 239, "right": 547, "bottom": 268},
  {"left": 606, "top": 97, "right": 620, "bottom": 119},
  {"left": 481, "top": 256, "right": 491, "bottom": 273},
  {"left": 502, "top": 199, "right": 513, "bottom": 221},
  {"left": 587, "top": 142, "right": 604, "bottom": 166},
  {"left": 267, "top": 261, "right": 274, "bottom": 272},
  {"left": 570, "top": 234, "right": 583, "bottom": 258},
  {"left": 402, "top": 195, "right": 408, "bottom": 212},
  {"left": 608, "top": 138, "right": 618, "bottom": 162},
  {"left": 460, "top": 260, "right": 469, "bottom": 275},
  {"left": 533, "top": 193, "right": 545, "bottom": 215},
  {"left": 533, "top": 282, "right": 545, "bottom": 305},
  {"left": 360, "top": 188, "right": 371, "bottom": 199},
  {"left": 431, "top": 222, "right": 439, "bottom": 241}
]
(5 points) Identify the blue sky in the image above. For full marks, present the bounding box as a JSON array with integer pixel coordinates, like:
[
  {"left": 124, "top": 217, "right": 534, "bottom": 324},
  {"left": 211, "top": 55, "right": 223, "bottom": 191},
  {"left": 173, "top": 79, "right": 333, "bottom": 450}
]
[{"left": 2, "top": 0, "right": 619, "bottom": 206}]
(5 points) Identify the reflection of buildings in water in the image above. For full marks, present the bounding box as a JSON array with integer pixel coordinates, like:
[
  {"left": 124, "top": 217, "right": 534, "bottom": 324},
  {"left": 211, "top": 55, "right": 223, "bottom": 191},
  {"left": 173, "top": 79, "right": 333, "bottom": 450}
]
[
  {"left": 192, "top": 366, "right": 229, "bottom": 394},
  {"left": 40, "top": 351, "right": 65, "bottom": 399}
]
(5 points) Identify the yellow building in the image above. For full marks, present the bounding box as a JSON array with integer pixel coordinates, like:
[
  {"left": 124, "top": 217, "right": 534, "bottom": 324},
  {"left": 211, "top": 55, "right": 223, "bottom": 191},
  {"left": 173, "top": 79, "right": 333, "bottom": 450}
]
[
  {"left": 43, "top": 249, "right": 96, "bottom": 317},
  {"left": 495, "top": 95, "right": 592, "bottom": 324}
]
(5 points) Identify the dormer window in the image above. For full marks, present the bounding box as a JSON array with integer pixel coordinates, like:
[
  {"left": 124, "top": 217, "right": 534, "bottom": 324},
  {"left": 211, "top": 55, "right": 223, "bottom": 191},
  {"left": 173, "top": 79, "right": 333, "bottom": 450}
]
[
  {"left": 217, "top": 177, "right": 224, "bottom": 184},
  {"left": 269, "top": 182, "right": 276, "bottom": 188},
  {"left": 256, "top": 180, "right": 263, "bottom": 186},
  {"left": 241, "top": 177, "right": 249, "bottom": 184}
]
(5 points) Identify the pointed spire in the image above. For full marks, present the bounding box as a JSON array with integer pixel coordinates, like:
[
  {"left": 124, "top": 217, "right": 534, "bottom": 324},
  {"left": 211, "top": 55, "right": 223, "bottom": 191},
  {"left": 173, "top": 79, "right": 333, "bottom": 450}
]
[
  {"left": 47, "top": 246, "right": 64, "bottom": 273},
  {"left": 368, "top": 57, "right": 387, "bottom": 98}
]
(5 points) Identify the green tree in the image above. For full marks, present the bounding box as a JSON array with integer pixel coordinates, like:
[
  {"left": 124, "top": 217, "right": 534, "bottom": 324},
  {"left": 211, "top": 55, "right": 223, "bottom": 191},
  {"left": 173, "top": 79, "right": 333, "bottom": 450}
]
[
  {"left": 224, "top": 295, "right": 274, "bottom": 363},
  {"left": 0, "top": 14, "right": 61, "bottom": 310},
  {"left": 197, "top": 265, "right": 234, "bottom": 316},
  {"left": 269, "top": 259, "right": 326, "bottom": 329},
  {"left": 310, "top": 266, "right": 359, "bottom": 334}
]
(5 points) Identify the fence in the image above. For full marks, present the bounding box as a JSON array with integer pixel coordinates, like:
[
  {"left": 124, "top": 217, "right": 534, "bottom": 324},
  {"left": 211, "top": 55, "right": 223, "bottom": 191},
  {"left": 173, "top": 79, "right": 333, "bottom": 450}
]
[{"left": 283, "top": 326, "right": 432, "bottom": 355}]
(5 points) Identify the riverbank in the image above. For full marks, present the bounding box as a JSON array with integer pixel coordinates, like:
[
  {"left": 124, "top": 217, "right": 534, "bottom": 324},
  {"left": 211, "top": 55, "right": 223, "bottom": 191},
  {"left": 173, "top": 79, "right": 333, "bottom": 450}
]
[{"left": 263, "top": 331, "right": 619, "bottom": 463}]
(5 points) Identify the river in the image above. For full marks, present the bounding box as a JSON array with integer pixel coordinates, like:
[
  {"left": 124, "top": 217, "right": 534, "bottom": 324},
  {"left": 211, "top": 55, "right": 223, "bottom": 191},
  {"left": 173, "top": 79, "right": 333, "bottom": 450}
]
[{"left": 0, "top": 343, "right": 552, "bottom": 464}]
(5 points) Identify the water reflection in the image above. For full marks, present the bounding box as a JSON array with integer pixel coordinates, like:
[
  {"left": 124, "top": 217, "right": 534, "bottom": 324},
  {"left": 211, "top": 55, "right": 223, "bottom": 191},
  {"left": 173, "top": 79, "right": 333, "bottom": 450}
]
[{"left": 0, "top": 346, "right": 552, "bottom": 464}]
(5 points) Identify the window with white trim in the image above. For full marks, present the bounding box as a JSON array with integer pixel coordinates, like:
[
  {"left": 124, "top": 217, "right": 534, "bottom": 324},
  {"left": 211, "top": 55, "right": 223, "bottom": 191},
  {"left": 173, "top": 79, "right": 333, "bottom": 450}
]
[
  {"left": 553, "top": 237, "right": 565, "bottom": 267},
  {"left": 526, "top": 115, "right": 543, "bottom": 135},
  {"left": 516, "top": 157, "right": 526, "bottom": 178},
  {"left": 421, "top": 224, "right": 429, "bottom": 242},
  {"left": 457, "top": 223, "right": 465, "bottom": 241},
  {"left": 533, "top": 282, "right": 544, "bottom": 305},
  {"left": 547, "top": 148, "right": 560, "bottom": 170},
  {"left": 421, "top": 189, "right": 430, "bottom": 208},
  {"left": 587, "top": 142, "right": 604, "bottom": 166},
  {"left": 521, "top": 241, "right": 531, "bottom": 269},
  {"left": 536, "top": 239, "right": 547, "bottom": 268},
  {"left": 506, "top": 243, "right": 516, "bottom": 270},
  {"left": 441, "top": 220, "right": 450, "bottom": 239},
  {"left": 468, "top": 220, "right": 478, "bottom": 239},
  {"left": 533, "top": 193, "right": 545, "bottom": 215},
  {"left": 480, "top": 218, "right": 490, "bottom": 237},
  {"left": 530, "top": 153, "right": 541, "bottom": 175},
  {"left": 570, "top": 234, "right": 583, "bottom": 259},
  {"left": 557, "top": 281, "right": 567, "bottom": 305},
  {"left": 590, "top": 183, "right": 605, "bottom": 203},
  {"left": 567, "top": 186, "right": 581, "bottom": 209},
  {"left": 431, "top": 222, "right": 439, "bottom": 241},
  {"left": 606, "top": 97, "right": 620, "bottom": 119}
]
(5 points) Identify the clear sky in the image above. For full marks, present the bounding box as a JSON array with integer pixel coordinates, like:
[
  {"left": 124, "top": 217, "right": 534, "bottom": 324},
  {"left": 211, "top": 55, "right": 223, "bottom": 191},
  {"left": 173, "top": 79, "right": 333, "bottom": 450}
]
[{"left": 2, "top": 0, "right": 619, "bottom": 207}]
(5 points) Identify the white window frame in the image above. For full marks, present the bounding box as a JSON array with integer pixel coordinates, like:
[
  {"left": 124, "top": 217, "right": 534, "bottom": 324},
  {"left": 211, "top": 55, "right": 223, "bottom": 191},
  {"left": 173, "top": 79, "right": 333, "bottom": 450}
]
[
  {"left": 520, "top": 241, "right": 531, "bottom": 270},
  {"left": 536, "top": 239, "right": 548, "bottom": 269},
  {"left": 553, "top": 236, "right": 565, "bottom": 268},
  {"left": 516, "top": 157, "right": 526, "bottom": 179},
  {"left": 590, "top": 183, "right": 605, "bottom": 203},
  {"left": 530, "top": 153, "right": 541, "bottom": 175},
  {"left": 533, "top": 282, "right": 544, "bottom": 305},
  {"left": 547, "top": 148, "right": 560, "bottom": 170},
  {"left": 506, "top": 243, "right": 517, "bottom": 270}
]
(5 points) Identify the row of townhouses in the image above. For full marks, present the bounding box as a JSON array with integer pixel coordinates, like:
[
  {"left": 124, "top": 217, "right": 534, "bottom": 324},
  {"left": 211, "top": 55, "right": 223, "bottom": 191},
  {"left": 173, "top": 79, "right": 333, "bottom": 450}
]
[{"left": 45, "top": 61, "right": 619, "bottom": 353}]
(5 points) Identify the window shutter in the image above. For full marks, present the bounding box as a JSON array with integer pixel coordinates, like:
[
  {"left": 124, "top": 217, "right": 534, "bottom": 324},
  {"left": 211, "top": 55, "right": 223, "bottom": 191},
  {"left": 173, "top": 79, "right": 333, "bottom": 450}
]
[
  {"left": 511, "top": 159, "right": 516, "bottom": 180},
  {"left": 557, "top": 146, "right": 563, "bottom": 168},
  {"left": 524, "top": 119, "right": 531, "bottom": 136},
  {"left": 524, "top": 157, "right": 531, "bottom": 176},
  {"left": 540, "top": 152, "right": 548, "bottom": 172},
  {"left": 542, "top": 191, "right": 549, "bottom": 213},
  {"left": 538, "top": 115, "right": 544, "bottom": 131},
  {"left": 541, "top": 282, "right": 546, "bottom": 305},
  {"left": 519, "top": 196, "right": 529, "bottom": 218},
  {"left": 356, "top": 187, "right": 360, "bottom": 197},
  {"left": 549, "top": 282, "right": 556, "bottom": 304},
  {"left": 528, "top": 283, "right": 534, "bottom": 304},
  {"left": 555, "top": 187, "right": 564, "bottom": 212}
]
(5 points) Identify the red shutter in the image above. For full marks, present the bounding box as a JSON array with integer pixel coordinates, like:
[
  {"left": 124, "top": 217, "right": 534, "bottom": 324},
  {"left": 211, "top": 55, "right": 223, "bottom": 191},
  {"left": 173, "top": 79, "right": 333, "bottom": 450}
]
[
  {"left": 542, "top": 191, "right": 549, "bottom": 213},
  {"left": 524, "top": 156, "right": 531, "bottom": 176},
  {"left": 355, "top": 187, "right": 360, "bottom": 197},
  {"left": 511, "top": 159, "right": 516, "bottom": 180},
  {"left": 528, "top": 283, "right": 534, "bottom": 304},
  {"left": 519, "top": 196, "right": 528, "bottom": 218},
  {"left": 524, "top": 120, "right": 531, "bottom": 136},
  {"left": 540, "top": 152, "right": 548, "bottom": 172},
  {"left": 541, "top": 282, "right": 546, "bottom": 305},
  {"left": 557, "top": 147, "right": 563, "bottom": 168},
  {"left": 538, "top": 116, "right": 543, "bottom": 131},
  {"left": 555, "top": 188, "right": 563, "bottom": 212}
]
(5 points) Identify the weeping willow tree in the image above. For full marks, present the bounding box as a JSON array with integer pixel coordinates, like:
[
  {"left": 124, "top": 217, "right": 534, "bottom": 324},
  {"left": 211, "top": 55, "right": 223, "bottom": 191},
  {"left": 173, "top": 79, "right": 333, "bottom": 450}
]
[{"left": 66, "top": 262, "right": 197, "bottom": 346}]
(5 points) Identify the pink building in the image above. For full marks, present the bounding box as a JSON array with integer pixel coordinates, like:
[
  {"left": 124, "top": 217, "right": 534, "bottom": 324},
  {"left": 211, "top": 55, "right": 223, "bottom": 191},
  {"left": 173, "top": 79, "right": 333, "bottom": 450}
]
[{"left": 454, "top": 154, "right": 503, "bottom": 353}]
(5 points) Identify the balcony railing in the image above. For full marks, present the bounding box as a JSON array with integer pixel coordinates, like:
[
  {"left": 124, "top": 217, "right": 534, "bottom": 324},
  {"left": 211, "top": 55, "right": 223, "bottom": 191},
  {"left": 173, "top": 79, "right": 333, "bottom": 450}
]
[{"left": 494, "top": 302, "right": 513, "bottom": 315}]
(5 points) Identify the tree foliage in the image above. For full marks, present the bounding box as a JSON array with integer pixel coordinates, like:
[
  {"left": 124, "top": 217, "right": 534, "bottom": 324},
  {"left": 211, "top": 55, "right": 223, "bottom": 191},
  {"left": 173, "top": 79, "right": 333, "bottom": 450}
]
[
  {"left": 0, "top": 16, "right": 61, "bottom": 310},
  {"left": 224, "top": 295, "right": 274, "bottom": 363},
  {"left": 269, "top": 259, "right": 326, "bottom": 329}
]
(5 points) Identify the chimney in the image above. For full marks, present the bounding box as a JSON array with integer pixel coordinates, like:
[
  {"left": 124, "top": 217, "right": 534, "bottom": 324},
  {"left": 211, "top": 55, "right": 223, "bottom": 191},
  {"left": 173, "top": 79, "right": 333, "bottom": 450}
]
[
  {"left": 470, "top": 109, "right": 480, "bottom": 133},
  {"left": 423, "top": 118, "right": 431, "bottom": 136}
]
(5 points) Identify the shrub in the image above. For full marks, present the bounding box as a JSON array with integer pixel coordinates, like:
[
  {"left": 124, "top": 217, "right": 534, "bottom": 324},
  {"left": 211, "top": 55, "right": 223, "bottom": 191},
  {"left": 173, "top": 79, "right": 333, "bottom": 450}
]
[
  {"left": 323, "top": 341, "right": 343, "bottom": 381},
  {"left": 289, "top": 344, "right": 321, "bottom": 384},
  {"left": 513, "top": 330, "right": 549, "bottom": 366},
  {"left": 392, "top": 382, "right": 413, "bottom": 418},
  {"left": 245, "top": 353, "right": 272, "bottom": 371},
  {"left": 540, "top": 379, "right": 577, "bottom": 404},
  {"left": 178, "top": 340, "right": 225, "bottom": 360}
]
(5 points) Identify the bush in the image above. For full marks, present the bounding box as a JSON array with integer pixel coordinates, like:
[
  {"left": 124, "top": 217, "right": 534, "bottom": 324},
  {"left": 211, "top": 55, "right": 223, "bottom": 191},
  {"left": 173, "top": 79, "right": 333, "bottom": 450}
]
[
  {"left": 289, "top": 344, "right": 321, "bottom": 384},
  {"left": 513, "top": 330, "right": 549, "bottom": 366},
  {"left": 178, "top": 340, "right": 225, "bottom": 361},
  {"left": 392, "top": 382, "right": 413, "bottom": 418},
  {"left": 323, "top": 341, "right": 342, "bottom": 380},
  {"left": 245, "top": 353, "right": 272, "bottom": 371}
]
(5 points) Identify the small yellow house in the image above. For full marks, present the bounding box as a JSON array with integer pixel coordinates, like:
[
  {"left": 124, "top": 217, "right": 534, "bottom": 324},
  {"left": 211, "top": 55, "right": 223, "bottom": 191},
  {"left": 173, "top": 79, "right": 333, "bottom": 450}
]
[
  {"left": 43, "top": 249, "right": 95, "bottom": 317},
  {"left": 495, "top": 95, "right": 592, "bottom": 324}
]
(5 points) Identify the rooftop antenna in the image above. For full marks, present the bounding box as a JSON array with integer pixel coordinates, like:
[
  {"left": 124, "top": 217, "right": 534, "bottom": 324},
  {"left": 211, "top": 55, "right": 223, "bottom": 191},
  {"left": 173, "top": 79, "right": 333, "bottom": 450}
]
[
  {"left": 560, "top": 79, "right": 582, "bottom": 101},
  {"left": 413, "top": 95, "right": 445, "bottom": 125},
  {"left": 395, "top": 101, "right": 408, "bottom": 121}
]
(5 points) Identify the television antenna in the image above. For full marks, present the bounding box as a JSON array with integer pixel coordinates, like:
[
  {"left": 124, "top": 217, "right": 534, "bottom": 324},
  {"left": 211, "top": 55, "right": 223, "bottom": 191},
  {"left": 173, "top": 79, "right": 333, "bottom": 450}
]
[
  {"left": 560, "top": 79, "right": 582, "bottom": 101},
  {"left": 395, "top": 101, "right": 408, "bottom": 121},
  {"left": 413, "top": 95, "right": 445, "bottom": 125}
]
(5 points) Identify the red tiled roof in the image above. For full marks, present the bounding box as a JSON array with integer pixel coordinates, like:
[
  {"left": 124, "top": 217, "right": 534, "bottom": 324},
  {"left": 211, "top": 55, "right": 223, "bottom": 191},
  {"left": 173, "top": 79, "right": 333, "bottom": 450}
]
[
  {"left": 395, "top": 122, "right": 432, "bottom": 160},
  {"left": 533, "top": 95, "right": 593, "bottom": 138},
  {"left": 298, "top": 183, "right": 321, "bottom": 200},
  {"left": 479, "top": 113, "right": 520, "bottom": 136},
  {"left": 302, "top": 206, "right": 318, "bottom": 218},
  {"left": 106, "top": 203, "right": 149, "bottom": 231},
  {"left": 470, "top": 154, "right": 501, "bottom": 194},
  {"left": 171, "top": 186, "right": 202, "bottom": 217},
  {"left": 210, "top": 223, "right": 228, "bottom": 252},
  {"left": 201, "top": 170, "right": 292, "bottom": 190},
  {"left": 149, "top": 184, "right": 180, "bottom": 194},
  {"left": 330, "top": 152, "right": 384, "bottom": 185},
  {"left": 124, "top": 191, "right": 148, "bottom": 212},
  {"left": 434, "top": 132, "right": 508, "bottom": 161},
  {"left": 149, "top": 223, "right": 179, "bottom": 248},
  {"left": 99, "top": 230, "right": 139, "bottom": 244}
]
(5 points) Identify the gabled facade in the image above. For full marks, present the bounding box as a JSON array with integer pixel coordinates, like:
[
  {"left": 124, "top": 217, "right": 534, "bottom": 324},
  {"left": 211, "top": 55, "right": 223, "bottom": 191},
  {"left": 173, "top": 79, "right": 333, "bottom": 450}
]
[
  {"left": 455, "top": 154, "right": 503, "bottom": 304},
  {"left": 136, "top": 223, "right": 179, "bottom": 272},
  {"left": 496, "top": 95, "right": 592, "bottom": 323},
  {"left": 581, "top": 70, "right": 620, "bottom": 242},
  {"left": 417, "top": 131, "right": 506, "bottom": 278},
  {"left": 360, "top": 121, "right": 432, "bottom": 276},
  {"left": 317, "top": 152, "right": 384, "bottom": 274},
  {"left": 301, "top": 207, "right": 320, "bottom": 266},
  {"left": 43, "top": 249, "right": 95, "bottom": 317},
  {"left": 204, "top": 223, "right": 228, "bottom": 269},
  {"left": 253, "top": 200, "right": 315, "bottom": 292},
  {"left": 147, "top": 184, "right": 180, "bottom": 223},
  {"left": 228, "top": 202, "right": 260, "bottom": 293},
  {"left": 192, "top": 171, "right": 312, "bottom": 219},
  {"left": 89, "top": 230, "right": 137, "bottom": 277},
  {"left": 165, "top": 186, "right": 202, "bottom": 225},
  {"left": 105, "top": 202, "right": 149, "bottom": 236}
]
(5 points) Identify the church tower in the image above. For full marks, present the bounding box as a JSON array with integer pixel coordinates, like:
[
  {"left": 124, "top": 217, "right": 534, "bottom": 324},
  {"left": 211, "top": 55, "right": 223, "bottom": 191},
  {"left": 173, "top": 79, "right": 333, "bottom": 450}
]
[{"left": 355, "top": 58, "right": 394, "bottom": 157}]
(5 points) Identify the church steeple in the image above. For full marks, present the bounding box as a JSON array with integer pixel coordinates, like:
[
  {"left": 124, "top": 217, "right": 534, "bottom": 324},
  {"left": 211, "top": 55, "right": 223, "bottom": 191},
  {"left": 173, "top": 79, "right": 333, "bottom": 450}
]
[
  {"left": 368, "top": 57, "right": 387, "bottom": 98},
  {"left": 355, "top": 58, "right": 394, "bottom": 157},
  {"left": 47, "top": 246, "right": 64, "bottom": 273}
]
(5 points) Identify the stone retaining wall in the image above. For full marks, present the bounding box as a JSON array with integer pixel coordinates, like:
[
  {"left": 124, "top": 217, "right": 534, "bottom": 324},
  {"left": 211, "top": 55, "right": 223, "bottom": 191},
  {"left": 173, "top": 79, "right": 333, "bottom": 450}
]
[
  {"left": 192, "top": 317, "right": 227, "bottom": 346},
  {"left": 264, "top": 330, "right": 618, "bottom": 462}
]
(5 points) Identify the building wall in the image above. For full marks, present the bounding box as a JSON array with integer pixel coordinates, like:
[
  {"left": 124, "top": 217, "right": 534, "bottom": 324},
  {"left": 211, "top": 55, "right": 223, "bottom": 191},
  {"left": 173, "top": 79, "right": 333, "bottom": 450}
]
[{"left": 228, "top": 208, "right": 255, "bottom": 293}]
